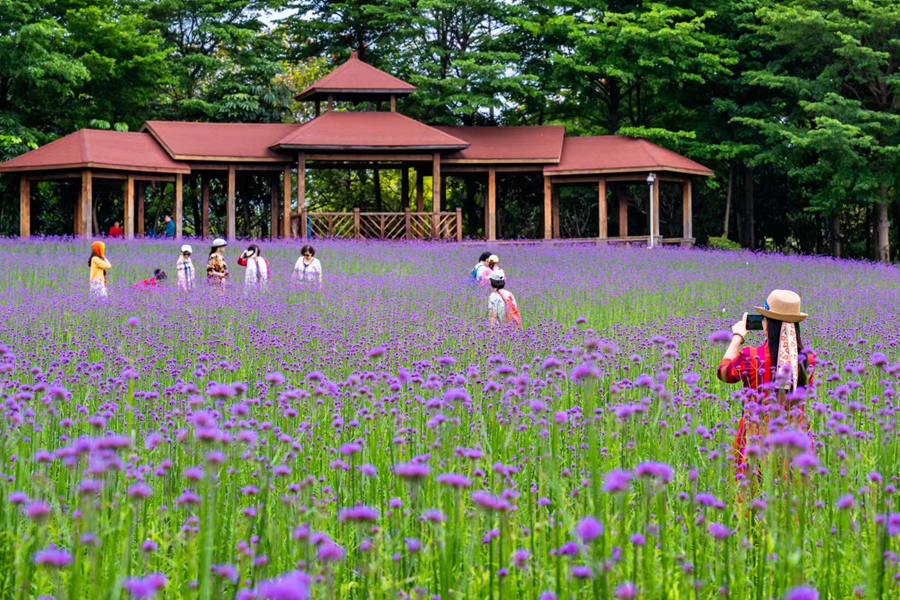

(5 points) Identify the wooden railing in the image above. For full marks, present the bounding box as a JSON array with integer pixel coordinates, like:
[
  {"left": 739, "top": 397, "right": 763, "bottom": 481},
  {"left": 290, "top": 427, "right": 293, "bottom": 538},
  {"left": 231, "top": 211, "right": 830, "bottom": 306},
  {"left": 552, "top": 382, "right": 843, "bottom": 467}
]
[{"left": 291, "top": 209, "right": 462, "bottom": 241}]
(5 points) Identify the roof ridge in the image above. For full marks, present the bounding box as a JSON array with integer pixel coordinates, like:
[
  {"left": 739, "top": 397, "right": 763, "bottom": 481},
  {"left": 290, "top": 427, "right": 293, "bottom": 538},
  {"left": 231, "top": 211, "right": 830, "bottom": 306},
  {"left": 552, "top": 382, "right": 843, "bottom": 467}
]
[
  {"left": 635, "top": 138, "right": 663, "bottom": 169},
  {"left": 80, "top": 129, "right": 91, "bottom": 163}
]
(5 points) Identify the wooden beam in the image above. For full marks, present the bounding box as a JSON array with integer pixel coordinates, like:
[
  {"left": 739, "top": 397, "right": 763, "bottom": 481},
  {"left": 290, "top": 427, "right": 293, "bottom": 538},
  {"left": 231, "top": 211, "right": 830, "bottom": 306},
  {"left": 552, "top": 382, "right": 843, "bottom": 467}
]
[
  {"left": 551, "top": 188, "right": 560, "bottom": 239},
  {"left": 175, "top": 173, "right": 184, "bottom": 239},
  {"left": 401, "top": 167, "right": 409, "bottom": 209},
  {"left": 416, "top": 169, "right": 424, "bottom": 212},
  {"left": 543, "top": 176, "right": 552, "bottom": 239},
  {"left": 297, "top": 154, "right": 306, "bottom": 240},
  {"left": 19, "top": 176, "right": 30, "bottom": 238},
  {"left": 226, "top": 164, "right": 236, "bottom": 241},
  {"left": 486, "top": 166, "right": 497, "bottom": 241},
  {"left": 683, "top": 179, "right": 693, "bottom": 239},
  {"left": 432, "top": 153, "right": 441, "bottom": 213},
  {"left": 201, "top": 175, "right": 210, "bottom": 238},
  {"left": 81, "top": 170, "right": 93, "bottom": 239},
  {"left": 598, "top": 178, "right": 607, "bottom": 239},
  {"left": 124, "top": 174, "right": 135, "bottom": 240},
  {"left": 652, "top": 177, "right": 660, "bottom": 239},
  {"left": 618, "top": 187, "right": 628, "bottom": 238},
  {"left": 305, "top": 153, "right": 433, "bottom": 163},
  {"left": 270, "top": 173, "right": 279, "bottom": 240},
  {"left": 282, "top": 165, "right": 291, "bottom": 238},
  {"left": 137, "top": 182, "right": 145, "bottom": 236}
]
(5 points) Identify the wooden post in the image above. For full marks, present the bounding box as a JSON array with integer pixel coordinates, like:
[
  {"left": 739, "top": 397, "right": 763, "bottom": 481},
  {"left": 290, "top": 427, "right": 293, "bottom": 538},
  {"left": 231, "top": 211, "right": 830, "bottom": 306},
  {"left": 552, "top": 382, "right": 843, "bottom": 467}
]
[
  {"left": 652, "top": 176, "right": 661, "bottom": 241},
  {"left": 416, "top": 169, "right": 424, "bottom": 212},
  {"left": 432, "top": 153, "right": 441, "bottom": 213},
  {"left": 283, "top": 166, "right": 292, "bottom": 238},
  {"left": 401, "top": 167, "right": 409, "bottom": 208},
  {"left": 19, "top": 176, "right": 30, "bottom": 238},
  {"left": 431, "top": 154, "right": 441, "bottom": 238},
  {"left": 598, "top": 178, "right": 607, "bottom": 239},
  {"left": 174, "top": 173, "right": 184, "bottom": 239},
  {"left": 226, "top": 164, "right": 236, "bottom": 241},
  {"left": 315, "top": 102, "right": 321, "bottom": 117},
  {"left": 682, "top": 179, "right": 693, "bottom": 240},
  {"left": 543, "top": 176, "right": 552, "bottom": 240},
  {"left": 201, "top": 175, "right": 210, "bottom": 238},
  {"left": 137, "top": 182, "right": 145, "bottom": 236},
  {"left": 617, "top": 187, "right": 628, "bottom": 237},
  {"left": 297, "top": 154, "right": 306, "bottom": 240},
  {"left": 456, "top": 207, "right": 463, "bottom": 242},
  {"left": 327, "top": 95, "right": 334, "bottom": 111},
  {"left": 124, "top": 175, "right": 135, "bottom": 240},
  {"left": 353, "top": 208, "right": 361, "bottom": 241},
  {"left": 270, "top": 174, "right": 279, "bottom": 239},
  {"left": 391, "top": 95, "right": 397, "bottom": 112},
  {"left": 405, "top": 209, "right": 412, "bottom": 239},
  {"left": 551, "top": 189, "right": 560, "bottom": 239},
  {"left": 486, "top": 166, "right": 497, "bottom": 241},
  {"left": 75, "top": 185, "right": 82, "bottom": 236},
  {"left": 81, "top": 170, "right": 93, "bottom": 239}
]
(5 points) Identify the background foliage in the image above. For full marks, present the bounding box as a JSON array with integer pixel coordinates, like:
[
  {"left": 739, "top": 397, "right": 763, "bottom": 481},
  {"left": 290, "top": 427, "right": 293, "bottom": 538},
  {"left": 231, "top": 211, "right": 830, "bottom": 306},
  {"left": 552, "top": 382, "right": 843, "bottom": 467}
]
[{"left": 1, "top": 0, "right": 899, "bottom": 260}]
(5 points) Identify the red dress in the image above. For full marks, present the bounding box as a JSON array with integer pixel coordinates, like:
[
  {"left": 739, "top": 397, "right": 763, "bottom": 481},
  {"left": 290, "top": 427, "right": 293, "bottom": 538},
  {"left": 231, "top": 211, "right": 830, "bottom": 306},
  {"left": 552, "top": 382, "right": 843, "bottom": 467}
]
[{"left": 717, "top": 344, "right": 816, "bottom": 475}]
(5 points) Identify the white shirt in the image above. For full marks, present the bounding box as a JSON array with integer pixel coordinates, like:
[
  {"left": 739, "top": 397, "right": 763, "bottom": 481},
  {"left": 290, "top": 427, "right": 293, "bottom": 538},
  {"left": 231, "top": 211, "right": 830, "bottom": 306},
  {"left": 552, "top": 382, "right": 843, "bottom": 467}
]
[
  {"left": 293, "top": 257, "right": 322, "bottom": 282},
  {"left": 488, "top": 291, "right": 507, "bottom": 322},
  {"left": 243, "top": 256, "right": 269, "bottom": 285}
]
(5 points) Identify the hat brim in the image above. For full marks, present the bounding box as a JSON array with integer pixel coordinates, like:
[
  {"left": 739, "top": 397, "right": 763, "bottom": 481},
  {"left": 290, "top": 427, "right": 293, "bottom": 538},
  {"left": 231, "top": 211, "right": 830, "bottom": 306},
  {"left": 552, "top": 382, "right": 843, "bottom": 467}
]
[{"left": 754, "top": 307, "right": 808, "bottom": 323}]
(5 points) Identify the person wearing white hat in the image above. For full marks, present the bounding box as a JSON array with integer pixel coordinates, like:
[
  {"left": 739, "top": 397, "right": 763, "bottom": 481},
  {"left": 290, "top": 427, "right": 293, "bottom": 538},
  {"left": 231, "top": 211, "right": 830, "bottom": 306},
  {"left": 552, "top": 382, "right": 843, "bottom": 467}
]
[
  {"left": 487, "top": 268, "right": 522, "bottom": 328},
  {"left": 176, "top": 244, "right": 195, "bottom": 291},
  {"left": 717, "top": 289, "right": 817, "bottom": 476},
  {"left": 206, "top": 238, "right": 230, "bottom": 288}
]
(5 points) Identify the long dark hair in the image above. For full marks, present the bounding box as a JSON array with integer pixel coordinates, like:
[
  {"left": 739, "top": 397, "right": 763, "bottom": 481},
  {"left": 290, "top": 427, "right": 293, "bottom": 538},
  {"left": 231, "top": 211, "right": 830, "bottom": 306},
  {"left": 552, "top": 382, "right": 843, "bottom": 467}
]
[
  {"left": 88, "top": 251, "right": 100, "bottom": 268},
  {"left": 765, "top": 317, "right": 809, "bottom": 387}
]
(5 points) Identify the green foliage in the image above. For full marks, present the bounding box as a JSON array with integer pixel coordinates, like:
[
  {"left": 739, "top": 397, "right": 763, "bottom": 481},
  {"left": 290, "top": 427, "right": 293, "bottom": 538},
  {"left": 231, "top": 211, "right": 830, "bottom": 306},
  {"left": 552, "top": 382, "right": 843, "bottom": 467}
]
[{"left": 707, "top": 235, "right": 742, "bottom": 250}]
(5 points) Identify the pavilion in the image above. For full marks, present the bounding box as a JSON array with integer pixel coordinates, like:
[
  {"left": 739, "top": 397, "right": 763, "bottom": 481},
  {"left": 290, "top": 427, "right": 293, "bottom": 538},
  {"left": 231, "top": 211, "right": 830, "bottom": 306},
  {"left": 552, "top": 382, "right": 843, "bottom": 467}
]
[{"left": 0, "top": 51, "right": 713, "bottom": 243}]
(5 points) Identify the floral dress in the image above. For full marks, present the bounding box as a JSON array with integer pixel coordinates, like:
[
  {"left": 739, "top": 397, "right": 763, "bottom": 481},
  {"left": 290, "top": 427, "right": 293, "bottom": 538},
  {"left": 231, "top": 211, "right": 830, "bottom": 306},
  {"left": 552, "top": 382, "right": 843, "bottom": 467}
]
[
  {"left": 717, "top": 344, "right": 817, "bottom": 476},
  {"left": 206, "top": 254, "right": 229, "bottom": 287}
]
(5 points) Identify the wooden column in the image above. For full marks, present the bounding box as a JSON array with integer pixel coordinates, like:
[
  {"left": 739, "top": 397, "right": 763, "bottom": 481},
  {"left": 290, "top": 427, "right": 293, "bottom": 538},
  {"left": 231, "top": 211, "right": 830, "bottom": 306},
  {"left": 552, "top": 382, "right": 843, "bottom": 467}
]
[
  {"left": 81, "top": 170, "right": 93, "bottom": 239},
  {"left": 201, "top": 175, "right": 210, "bottom": 238},
  {"left": 226, "top": 165, "right": 236, "bottom": 241},
  {"left": 432, "top": 153, "right": 441, "bottom": 213},
  {"left": 270, "top": 174, "right": 279, "bottom": 239},
  {"left": 401, "top": 167, "right": 409, "bottom": 208},
  {"left": 456, "top": 207, "right": 463, "bottom": 242},
  {"left": 618, "top": 187, "right": 628, "bottom": 237},
  {"left": 124, "top": 175, "right": 135, "bottom": 240},
  {"left": 682, "top": 179, "right": 693, "bottom": 239},
  {"left": 137, "top": 182, "right": 145, "bottom": 236},
  {"left": 652, "top": 177, "right": 661, "bottom": 240},
  {"left": 327, "top": 95, "right": 334, "bottom": 111},
  {"left": 416, "top": 169, "right": 424, "bottom": 212},
  {"left": 598, "top": 177, "right": 607, "bottom": 239},
  {"left": 486, "top": 166, "right": 497, "bottom": 241},
  {"left": 19, "top": 176, "right": 30, "bottom": 238},
  {"left": 390, "top": 95, "right": 397, "bottom": 112},
  {"left": 75, "top": 187, "right": 82, "bottom": 236},
  {"left": 551, "top": 188, "right": 560, "bottom": 239},
  {"left": 297, "top": 154, "right": 306, "bottom": 240},
  {"left": 543, "top": 176, "right": 552, "bottom": 240},
  {"left": 282, "top": 166, "right": 292, "bottom": 238},
  {"left": 174, "top": 173, "right": 184, "bottom": 239}
]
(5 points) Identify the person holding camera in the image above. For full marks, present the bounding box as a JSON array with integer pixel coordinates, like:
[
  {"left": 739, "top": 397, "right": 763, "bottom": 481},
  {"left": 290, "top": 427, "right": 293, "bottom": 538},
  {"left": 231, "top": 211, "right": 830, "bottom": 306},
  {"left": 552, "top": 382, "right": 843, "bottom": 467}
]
[
  {"left": 717, "top": 289, "right": 817, "bottom": 476},
  {"left": 237, "top": 244, "right": 269, "bottom": 291}
]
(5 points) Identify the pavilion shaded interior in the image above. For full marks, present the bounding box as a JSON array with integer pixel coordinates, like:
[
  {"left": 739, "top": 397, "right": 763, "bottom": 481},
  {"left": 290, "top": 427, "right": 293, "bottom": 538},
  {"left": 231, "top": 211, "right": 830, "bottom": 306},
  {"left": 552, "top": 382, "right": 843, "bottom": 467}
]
[{"left": 0, "top": 51, "right": 712, "bottom": 243}]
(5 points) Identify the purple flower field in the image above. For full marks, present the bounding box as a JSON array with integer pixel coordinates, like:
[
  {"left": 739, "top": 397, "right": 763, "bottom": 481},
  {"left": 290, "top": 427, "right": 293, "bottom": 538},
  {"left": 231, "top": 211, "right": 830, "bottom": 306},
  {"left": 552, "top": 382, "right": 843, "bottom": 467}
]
[{"left": 1, "top": 237, "right": 899, "bottom": 600}]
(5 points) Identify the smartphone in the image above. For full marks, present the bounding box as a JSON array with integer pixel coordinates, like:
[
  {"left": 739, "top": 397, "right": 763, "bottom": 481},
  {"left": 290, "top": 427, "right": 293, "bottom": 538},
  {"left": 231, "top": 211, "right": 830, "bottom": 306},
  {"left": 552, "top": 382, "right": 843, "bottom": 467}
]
[{"left": 746, "top": 314, "right": 763, "bottom": 331}]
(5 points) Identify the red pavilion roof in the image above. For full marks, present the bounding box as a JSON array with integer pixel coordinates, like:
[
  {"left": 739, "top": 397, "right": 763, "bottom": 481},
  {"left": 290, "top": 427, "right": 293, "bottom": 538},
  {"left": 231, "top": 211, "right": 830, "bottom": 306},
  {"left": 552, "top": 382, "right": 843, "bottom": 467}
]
[
  {"left": 142, "top": 121, "right": 297, "bottom": 162},
  {"left": 436, "top": 126, "right": 566, "bottom": 163},
  {"left": 296, "top": 52, "right": 416, "bottom": 102},
  {"left": 272, "top": 111, "right": 469, "bottom": 152},
  {"left": 544, "top": 136, "right": 713, "bottom": 176},
  {"left": 0, "top": 130, "right": 190, "bottom": 174}
]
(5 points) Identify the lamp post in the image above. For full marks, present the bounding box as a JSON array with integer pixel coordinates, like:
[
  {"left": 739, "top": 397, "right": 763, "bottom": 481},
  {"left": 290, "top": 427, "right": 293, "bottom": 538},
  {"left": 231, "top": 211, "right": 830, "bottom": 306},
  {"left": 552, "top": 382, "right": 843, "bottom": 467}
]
[{"left": 646, "top": 172, "right": 656, "bottom": 249}]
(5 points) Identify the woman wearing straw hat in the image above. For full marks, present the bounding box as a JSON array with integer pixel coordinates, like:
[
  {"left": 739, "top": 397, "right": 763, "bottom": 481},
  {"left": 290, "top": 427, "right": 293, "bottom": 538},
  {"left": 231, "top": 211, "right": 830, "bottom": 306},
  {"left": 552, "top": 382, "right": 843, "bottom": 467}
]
[
  {"left": 88, "top": 241, "right": 111, "bottom": 299},
  {"left": 717, "top": 289, "right": 817, "bottom": 477},
  {"left": 206, "top": 238, "right": 230, "bottom": 288}
]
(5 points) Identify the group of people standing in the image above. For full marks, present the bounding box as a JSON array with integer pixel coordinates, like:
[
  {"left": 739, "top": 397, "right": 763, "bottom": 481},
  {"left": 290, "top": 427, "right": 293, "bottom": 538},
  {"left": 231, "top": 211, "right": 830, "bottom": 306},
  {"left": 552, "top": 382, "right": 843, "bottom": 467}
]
[
  {"left": 87, "top": 239, "right": 324, "bottom": 298},
  {"left": 469, "top": 251, "right": 521, "bottom": 328}
]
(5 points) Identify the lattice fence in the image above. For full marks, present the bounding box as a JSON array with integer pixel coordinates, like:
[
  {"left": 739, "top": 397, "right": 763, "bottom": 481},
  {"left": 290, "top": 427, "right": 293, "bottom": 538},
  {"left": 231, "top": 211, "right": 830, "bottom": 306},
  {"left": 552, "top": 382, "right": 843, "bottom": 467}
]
[{"left": 291, "top": 209, "right": 462, "bottom": 241}]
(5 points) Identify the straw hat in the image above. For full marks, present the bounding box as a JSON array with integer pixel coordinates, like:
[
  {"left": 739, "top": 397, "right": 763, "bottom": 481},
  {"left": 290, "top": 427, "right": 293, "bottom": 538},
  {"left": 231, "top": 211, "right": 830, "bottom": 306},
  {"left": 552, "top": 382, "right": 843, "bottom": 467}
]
[{"left": 754, "top": 289, "right": 808, "bottom": 323}]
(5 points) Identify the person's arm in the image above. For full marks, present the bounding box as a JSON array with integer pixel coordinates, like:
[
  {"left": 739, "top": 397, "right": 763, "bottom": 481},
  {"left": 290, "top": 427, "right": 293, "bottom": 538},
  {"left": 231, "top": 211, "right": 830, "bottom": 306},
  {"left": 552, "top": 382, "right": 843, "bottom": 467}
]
[
  {"left": 316, "top": 261, "right": 323, "bottom": 282},
  {"left": 94, "top": 257, "right": 112, "bottom": 270},
  {"left": 717, "top": 313, "right": 748, "bottom": 383},
  {"left": 237, "top": 256, "right": 248, "bottom": 267}
]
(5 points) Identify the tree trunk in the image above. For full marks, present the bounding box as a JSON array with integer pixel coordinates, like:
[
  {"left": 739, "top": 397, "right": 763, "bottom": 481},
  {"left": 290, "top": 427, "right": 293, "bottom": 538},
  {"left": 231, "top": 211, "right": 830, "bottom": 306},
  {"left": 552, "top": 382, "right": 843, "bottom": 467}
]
[
  {"left": 243, "top": 192, "right": 251, "bottom": 238},
  {"left": 373, "top": 169, "right": 383, "bottom": 211},
  {"left": 723, "top": 163, "right": 733, "bottom": 238},
  {"left": 152, "top": 184, "right": 163, "bottom": 236},
  {"left": 875, "top": 189, "right": 890, "bottom": 263},
  {"left": 464, "top": 178, "right": 478, "bottom": 238},
  {"left": 829, "top": 213, "right": 842, "bottom": 258},
  {"left": 190, "top": 176, "right": 201, "bottom": 236},
  {"left": 743, "top": 165, "right": 755, "bottom": 249},
  {"left": 92, "top": 198, "right": 100, "bottom": 237}
]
